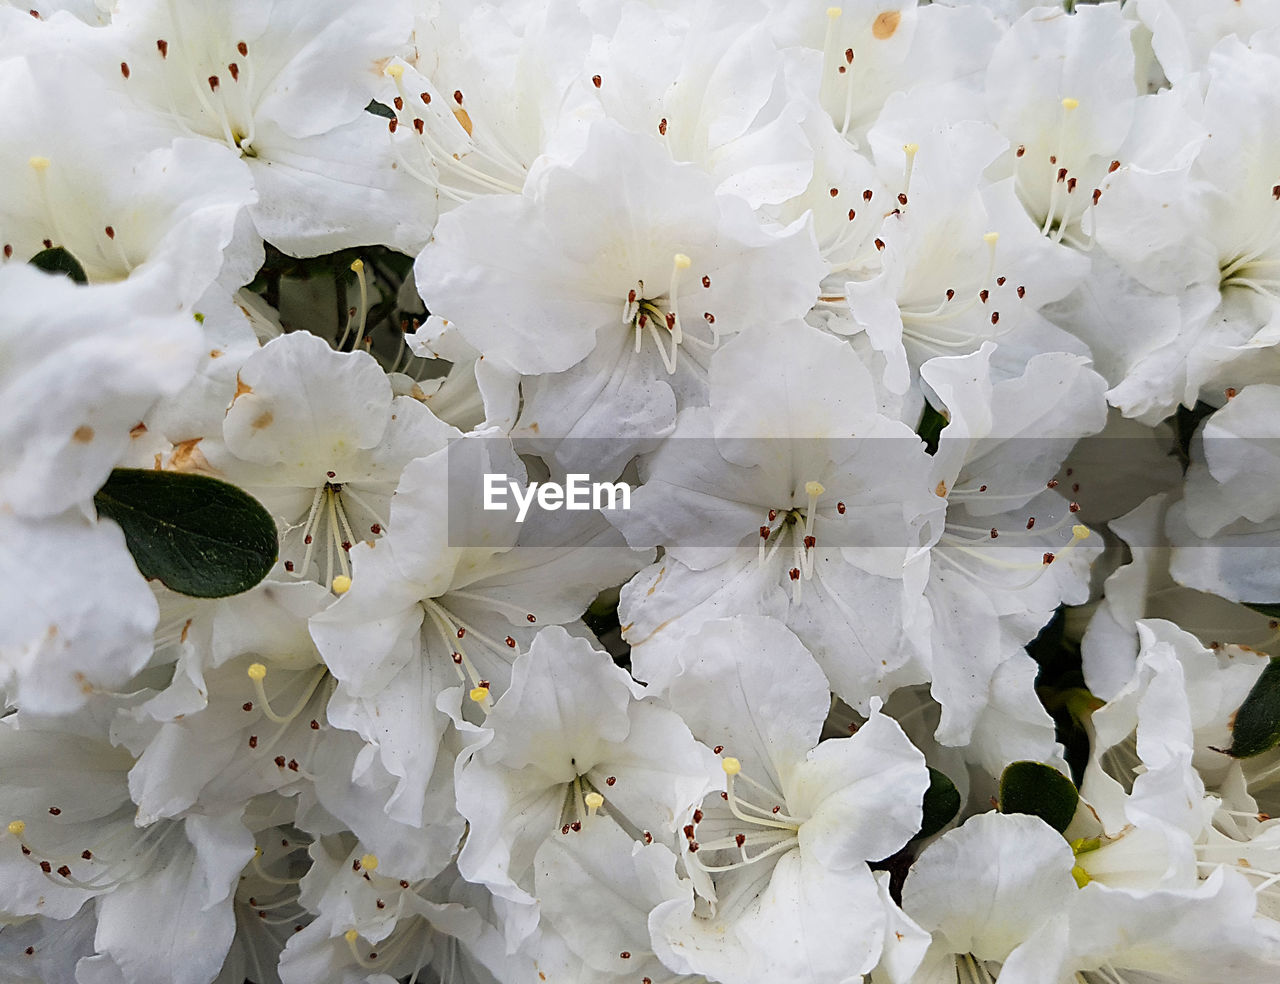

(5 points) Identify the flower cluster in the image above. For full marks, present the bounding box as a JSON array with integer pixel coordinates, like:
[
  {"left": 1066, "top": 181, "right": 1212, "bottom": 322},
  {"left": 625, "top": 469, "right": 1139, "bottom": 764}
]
[{"left": 3, "top": 1, "right": 1280, "bottom": 982}]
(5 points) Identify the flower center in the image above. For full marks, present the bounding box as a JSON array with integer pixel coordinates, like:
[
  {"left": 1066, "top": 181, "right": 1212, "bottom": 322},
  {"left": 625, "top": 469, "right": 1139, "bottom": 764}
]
[
  {"left": 683, "top": 757, "right": 802, "bottom": 877},
  {"left": 620, "top": 253, "right": 721, "bottom": 374}
]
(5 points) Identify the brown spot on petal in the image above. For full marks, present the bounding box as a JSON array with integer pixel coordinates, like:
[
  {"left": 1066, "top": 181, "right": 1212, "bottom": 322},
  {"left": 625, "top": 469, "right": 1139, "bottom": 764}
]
[
  {"left": 72, "top": 426, "right": 94, "bottom": 443},
  {"left": 872, "top": 11, "right": 901, "bottom": 39},
  {"left": 252, "top": 411, "right": 274, "bottom": 430},
  {"left": 453, "top": 107, "right": 473, "bottom": 136},
  {"left": 232, "top": 375, "right": 253, "bottom": 403}
]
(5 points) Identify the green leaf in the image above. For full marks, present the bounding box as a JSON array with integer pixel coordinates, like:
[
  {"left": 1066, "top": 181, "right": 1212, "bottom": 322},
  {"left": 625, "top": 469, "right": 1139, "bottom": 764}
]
[
  {"left": 916, "top": 767, "right": 961, "bottom": 840},
  {"left": 29, "top": 246, "right": 88, "bottom": 284},
  {"left": 1221, "top": 658, "right": 1280, "bottom": 759},
  {"left": 93, "top": 469, "right": 277, "bottom": 599},
  {"left": 915, "top": 402, "right": 949, "bottom": 455},
  {"left": 1244, "top": 603, "right": 1280, "bottom": 620},
  {"left": 998, "top": 761, "right": 1079, "bottom": 833}
]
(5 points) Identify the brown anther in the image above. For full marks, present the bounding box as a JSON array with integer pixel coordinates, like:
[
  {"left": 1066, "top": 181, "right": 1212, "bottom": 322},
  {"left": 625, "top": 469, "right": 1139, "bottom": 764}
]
[
  {"left": 208, "top": 75, "right": 220, "bottom": 91},
  {"left": 376, "top": 899, "right": 385, "bottom": 909},
  {"left": 991, "top": 311, "right": 1000, "bottom": 325},
  {"left": 393, "top": 96, "right": 403, "bottom": 110},
  {"left": 456, "top": 627, "right": 465, "bottom": 638},
  {"left": 628, "top": 288, "right": 637, "bottom": 303},
  {"left": 713, "top": 745, "right": 724, "bottom": 754},
  {"left": 42, "top": 238, "right": 52, "bottom": 249},
  {"left": 527, "top": 613, "right": 537, "bottom": 622},
  {"left": 310, "top": 719, "right": 320, "bottom": 730},
  {"left": 1017, "top": 285, "right": 1026, "bottom": 298},
  {"left": 688, "top": 842, "right": 699, "bottom": 852},
  {"left": 1057, "top": 167, "right": 1068, "bottom": 183},
  {"left": 721, "top": 791, "right": 729, "bottom": 800},
  {"left": 157, "top": 39, "right": 168, "bottom": 57},
  {"left": 990, "top": 528, "right": 998, "bottom": 539},
  {"left": 104, "top": 225, "right": 115, "bottom": 240},
  {"left": 845, "top": 47, "right": 854, "bottom": 64},
  {"left": 24, "top": 948, "right": 33, "bottom": 956},
  {"left": 1050, "top": 155, "right": 1057, "bottom": 165},
  {"left": 48, "top": 807, "right": 60, "bottom": 816},
  {"left": 1042, "top": 552, "right": 1055, "bottom": 565},
  {"left": 1026, "top": 517, "right": 1036, "bottom": 530},
  {"left": 284, "top": 561, "right": 295, "bottom": 572},
  {"left": 874, "top": 238, "right": 885, "bottom": 251},
  {"left": 1109, "top": 160, "right": 1121, "bottom": 173},
  {"left": 304, "top": 535, "right": 313, "bottom": 544},
  {"left": 506, "top": 636, "right": 517, "bottom": 648},
  {"left": 453, "top": 90, "right": 464, "bottom": 104},
  {"left": 620, "top": 952, "right": 631, "bottom": 959},
  {"left": 837, "top": 501, "right": 846, "bottom": 514},
  {"left": 57, "top": 865, "right": 71, "bottom": 878},
  {"left": 1067, "top": 177, "right": 1078, "bottom": 193},
  {"left": 352, "top": 859, "right": 362, "bottom": 871},
  {"left": 848, "top": 208, "right": 856, "bottom": 220},
  {"left": 997, "top": 276, "right": 1006, "bottom": 286},
  {"left": 979, "top": 485, "right": 988, "bottom": 492},
  {"left": 248, "top": 735, "right": 258, "bottom": 748},
  {"left": 1069, "top": 502, "right": 1081, "bottom": 513},
  {"left": 735, "top": 833, "right": 746, "bottom": 847},
  {"left": 341, "top": 540, "right": 352, "bottom": 551},
  {"left": 388, "top": 118, "right": 398, "bottom": 133},
  {"left": 570, "top": 821, "right": 582, "bottom": 832},
  {"left": 789, "top": 567, "right": 801, "bottom": 581},
  {"left": 643, "top": 831, "right": 653, "bottom": 844},
  {"left": 684, "top": 824, "right": 695, "bottom": 839},
  {"left": 1047, "top": 478, "right": 1058, "bottom": 489},
  {"left": 287, "top": 759, "right": 299, "bottom": 771},
  {"left": 1016, "top": 145, "right": 1025, "bottom": 157},
  {"left": 1226, "top": 387, "right": 1238, "bottom": 399},
  {"left": 1072, "top": 483, "right": 1079, "bottom": 493},
  {"left": 607, "top": 776, "right": 617, "bottom": 787},
  {"left": 229, "top": 63, "right": 239, "bottom": 81},
  {"left": 368, "top": 952, "right": 378, "bottom": 960},
  {"left": 772, "top": 805, "right": 781, "bottom": 814},
  {"left": 399, "top": 879, "right": 410, "bottom": 888},
  {"left": 946, "top": 288, "right": 955, "bottom": 301},
  {"left": 3, "top": 245, "right": 11, "bottom": 258},
  {"left": 803, "top": 535, "right": 816, "bottom": 549},
  {"left": 701, "top": 275, "right": 711, "bottom": 288},
  {"left": 898, "top": 193, "right": 908, "bottom": 205},
  {"left": 829, "top": 187, "right": 839, "bottom": 198},
  {"left": 242, "top": 701, "right": 253, "bottom": 712},
  {"left": 413, "top": 118, "right": 424, "bottom": 134},
  {"left": 39, "top": 861, "right": 51, "bottom": 873},
  {"left": 274, "top": 755, "right": 286, "bottom": 768},
  {"left": 704, "top": 312, "right": 715, "bottom": 323},
  {"left": 1273, "top": 185, "right": 1280, "bottom": 200},
  {"left": 81, "top": 850, "right": 92, "bottom": 859},
  {"left": 658, "top": 118, "right": 668, "bottom": 135},
  {"left": 370, "top": 523, "right": 382, "bottom": 534},
  {"left": 451, "top": 652, "right": 463, "bottom": 664},
  {"left": 1092, "top": 188, "right": 1102, "bottom": 205},
  {"left": 591, "top": 74, "right": 601, "bottom": 88},
  {"left": 760, "top": 525, "right": 771, "bottom": 540},
  {"left": 120, "top": 62, "right": 130, "bottom": 79},
  {"left": 979, "top": 289, "right": 989, "bottom": 303},
  {"left": 258, "top": 910, "right": 268, "bottom": 919},
  {"left": 420, "top": 91, "right": 431, "bottom": 104},
  {"left": 863, "top": 189, "right": 874, "bottom": 201},
  {"left": 665, "top": 312, "right": 676, "bottom": 330}
]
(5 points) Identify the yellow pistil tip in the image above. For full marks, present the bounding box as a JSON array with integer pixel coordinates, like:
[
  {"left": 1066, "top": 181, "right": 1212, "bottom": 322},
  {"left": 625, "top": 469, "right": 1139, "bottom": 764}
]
[
  {"left": 385, "top": 63, "right": 404, "bottom": 79},
  {"left": 344, "top": 929, "right": 359, "bottom": 944},
  {"left": 7, "top": 820, "right": 25, "bottom": 836},
  {"left": 1062, "top": 97, "right": 1079, "bottom": 111},
  {"left": 360, "top": 853, "right": 379, "bottom": 871},
  {"left": 721, "top": 756, "right": 741, "bottom": 776},
  {"left": 983, "top": 231, "right": 999, "bottom": 244},
  {"left": 584, "top": 791, "right": 604, "bottom": 810},
  {"left": 350, "top": 259, "right": 364, "bottom": 274},
  {"left": 331, "top": 575, "right": 352, "bottom": 595},
  {"left": 903, "top": 142, "right": 919, "bottom": 155},
  {"left": 1070, "top": 837, "right": 1101, "bottom": 856},
  {"left": 827, "top": 6, "right": 842, "bottom": 18},
  {"left": 247, "top": 662, "right": 267, "bottom": 681},
  {"left": 193, "top": 312, "right": 205, "bottom": 324},
  {"left": 673, "top": 253, "right": 692, "bottom": 270},
  {"left": 29, "top": 156, "right": 50, "bottom": 171},
  {"left": 1071, "top": 864, "right": 1092, "bottom": 888},
  {"left": 805, "top": 481, "right": 826, "bottom": 498},
  {"left": 1072, "top": 524, "right": 1090, "bottom": 540},
  {"left": 469, "top": 685, "right": 489, "bottom": 703}
]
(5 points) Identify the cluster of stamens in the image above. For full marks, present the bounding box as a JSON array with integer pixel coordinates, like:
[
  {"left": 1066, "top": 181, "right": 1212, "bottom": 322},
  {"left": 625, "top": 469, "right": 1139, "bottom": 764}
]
[
  {"left": 758, "top": 481, "right": 833, "bottom": 603},
  {"left": 683, "top": 757, "right": 801, "bottom": 875},
  {"left": 621, "top": 253, "right": 720, "bottom": 374}
]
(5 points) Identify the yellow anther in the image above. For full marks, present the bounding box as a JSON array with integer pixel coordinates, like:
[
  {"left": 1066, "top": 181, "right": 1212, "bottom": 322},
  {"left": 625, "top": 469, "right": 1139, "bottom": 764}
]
[
  {"left": 29, "top": 156, "right": 50, "bottom": 171},
  {"left": 827, "top": 6, "right": 842, "bottom": 18},
  {"left": 804, "top": 481, "right": 826, "bottom": 498},
  {"left": 247, "top": 663, "right": 267, "bottom": 681},
  {"left": 1062, "top": 97, "right": 1079, "bottom": 111},
  {"left": 673, "top": 253, "right": 692, "bottom": 270},
  {"left": 584, "top": 792, "right": 604, "bottom": 814},
  {"left": 359, "top": 853, "right": 379, "bottom": 871},
  {"left": 469, "top": 685, "right": 489, "bottom": 703},
  {"left": 331, "top": 575, "right": 352, "bottom": 595},
  {"left": 350, "top": 259, "right": 364, "bottom": 274},
  {"left": 1072, "top": 524, "right": 1090, "bottom": 541},
  {"left": 1070, "top": 864, "right": 1092, "bottom": 888},
  {"left": 721, "top": 756, "right": 742, "bottom": 776},
  {"left": 385, "top": 63, "right": 404, "bottom": 79},
  {"left": 1070, "top": 837, "right": 1101, "bottom": 856},
  {"left": 344, "top": 929, "right": 359, "bottom": 944},
  {"left": 7, "top": 820, "right": 25, "bottom": 836},
  {"left": 193, "top": 312, "right": 205, "bottom": 324},
  {"left": 903, "top": 142, "right": 919, "bottom": 156},
  {"left": 983, "top": 232, "right": 999, "bottom": 245}
]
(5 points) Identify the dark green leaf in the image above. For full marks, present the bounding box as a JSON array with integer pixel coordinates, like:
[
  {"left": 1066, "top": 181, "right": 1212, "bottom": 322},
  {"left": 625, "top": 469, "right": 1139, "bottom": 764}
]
[
  {"left": 916, "top": 767, "right": 961, "bottom": 840},
  {"left": 916, "top": 403, "right": 949, "bottom": 456},
  {"left": 999, "top": 760, "right": 1079, "bottom": 833},
  {"left": 1244, "top": 603, "right": 1280, "bottom": 620},
  {"left": 29, "top": 246, "right": 87, "bottom": 284},
  {"left": 1221, "top": 658, "right": 1280, "bottom": 759},
  {"left": 365, "top": 99, "right": 395, "bottom": 119},
  {"left": 93, "top": 469, "right": 277, "bottom": 599}
]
